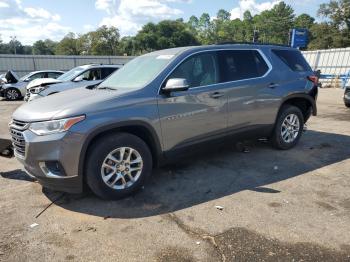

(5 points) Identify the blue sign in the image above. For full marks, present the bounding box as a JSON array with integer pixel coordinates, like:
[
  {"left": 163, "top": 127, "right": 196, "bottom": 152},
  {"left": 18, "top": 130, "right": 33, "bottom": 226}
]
[{"left": 290, "top": 29, "right": 309, "bottom": 48}]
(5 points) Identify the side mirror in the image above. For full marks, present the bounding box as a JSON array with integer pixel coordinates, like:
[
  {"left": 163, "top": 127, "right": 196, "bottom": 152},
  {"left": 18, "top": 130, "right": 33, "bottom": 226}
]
[
  {"left": 74, "top": 75, "right": 84, "bottom": 82},
  {"left": 163, "top": 78, "right": 189, "bottom": 93}
]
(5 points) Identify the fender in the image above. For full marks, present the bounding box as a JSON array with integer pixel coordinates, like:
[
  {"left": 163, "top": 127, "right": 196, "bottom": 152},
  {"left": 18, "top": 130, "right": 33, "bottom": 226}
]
[
  {"left": 280, "top": 93, "right": 317, "bottom": 116},
  {"left": 78, "top": 120, "right": 163, "bottom": 178}
]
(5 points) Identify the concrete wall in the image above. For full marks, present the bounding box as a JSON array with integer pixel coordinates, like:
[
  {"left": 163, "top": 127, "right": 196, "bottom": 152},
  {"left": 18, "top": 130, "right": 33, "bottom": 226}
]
[
  {"left": 0, "top": 54, "right": 134, "bottom": 77},
  {"left": 302, "top": 48, "right": 350, "bottom": 75},
  {"left": 1, "top": 48, "right": 350, "bottom": 78}
]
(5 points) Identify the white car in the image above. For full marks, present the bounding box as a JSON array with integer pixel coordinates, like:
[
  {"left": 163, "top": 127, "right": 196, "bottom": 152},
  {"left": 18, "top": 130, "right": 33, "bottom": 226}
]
[{"left": 25, "top": 64, "right": 121, "bottom": 102}]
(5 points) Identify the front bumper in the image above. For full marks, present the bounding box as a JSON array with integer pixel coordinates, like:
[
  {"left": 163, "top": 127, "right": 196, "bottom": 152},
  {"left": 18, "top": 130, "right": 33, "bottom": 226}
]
[
  {"left": 26, "top": 93, "right": 42, "bottom": 102},
  {"left": 14, "top": 130, "right": 85, "bottom": 193}
]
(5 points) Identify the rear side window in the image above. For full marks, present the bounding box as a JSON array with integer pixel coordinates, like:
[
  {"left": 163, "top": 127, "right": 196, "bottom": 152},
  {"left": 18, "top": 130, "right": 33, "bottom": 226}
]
[
  {"left": 272, "top": 49, "right": 311, "bottom": 72},
  {"left": 47, "top": 72, "right": 62, "bottom": 79},
  {"left": 217, "top": 50, "right": 269, "bottom": 82}
]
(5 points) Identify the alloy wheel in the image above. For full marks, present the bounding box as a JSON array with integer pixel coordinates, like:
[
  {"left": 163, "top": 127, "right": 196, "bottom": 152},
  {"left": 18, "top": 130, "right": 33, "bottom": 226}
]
[
  {"left": 281, "top": 113, "right": 300, "bottom": 143},
  {"left": 7, "top": 89, "right": 19, "bottom": 100},
  {"left": 100, "top": 147, "right": 143, "bottom": 190}
]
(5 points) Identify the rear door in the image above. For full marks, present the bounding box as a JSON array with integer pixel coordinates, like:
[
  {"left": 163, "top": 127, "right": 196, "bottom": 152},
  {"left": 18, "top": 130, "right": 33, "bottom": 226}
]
[
  {"left": 157, "top": 51, "right": 228, "bottom": 151},
  {"left": 217, "top": 49, "right": 272, "bottom": 130}
]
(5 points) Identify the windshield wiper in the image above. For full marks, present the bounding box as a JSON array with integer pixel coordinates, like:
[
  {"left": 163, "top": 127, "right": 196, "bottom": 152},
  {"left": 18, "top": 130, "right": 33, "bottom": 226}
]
[{"left": 97, "top": 86, "right": 117, "bottom": 91}]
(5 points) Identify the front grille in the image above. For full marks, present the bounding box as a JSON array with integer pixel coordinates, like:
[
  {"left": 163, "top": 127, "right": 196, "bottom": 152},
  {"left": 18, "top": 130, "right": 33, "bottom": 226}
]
[{"left": 10, "top": 119, "right": 28, "bottom": 157}]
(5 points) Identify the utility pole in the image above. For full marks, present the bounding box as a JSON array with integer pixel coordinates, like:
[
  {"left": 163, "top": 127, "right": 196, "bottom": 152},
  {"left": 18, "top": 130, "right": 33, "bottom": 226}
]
[{"left": 10, "top": 36, "right": 17, "bottom": 55}]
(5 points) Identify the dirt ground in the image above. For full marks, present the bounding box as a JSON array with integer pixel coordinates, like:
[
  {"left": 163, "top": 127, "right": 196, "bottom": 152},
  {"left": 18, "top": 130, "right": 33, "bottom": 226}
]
[{"left": 0, "top": 89, "right": 349, "bottom": 262}]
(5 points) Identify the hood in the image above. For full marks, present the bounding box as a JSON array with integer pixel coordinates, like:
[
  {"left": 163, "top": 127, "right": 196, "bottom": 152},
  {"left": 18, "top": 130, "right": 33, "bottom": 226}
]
[
  {"left": 27, "top": 78, "right": 62, "bottom": 90},
  {"left": 2, "top": 81, "right": 27, "bottom": 89},
  {"left": 1, "top": 70, "right": 19, "bottom": 84},
  {"left": 12, "top": 86, "right": 137, "bottom": 122}
]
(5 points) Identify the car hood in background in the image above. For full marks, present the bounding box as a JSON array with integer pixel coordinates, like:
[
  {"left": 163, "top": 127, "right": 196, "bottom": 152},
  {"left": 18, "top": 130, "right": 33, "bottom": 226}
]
[
  {"left": 1, "top": 70, "right": 19, "bottom": 85},
  {"left": 27, "top": 78, "right": 62, "bottom": 89},
  {"left": 2, "top": 81, "right": 27, "bottom": 89},
  {"left": 12, "top": 87, "right": 138, "bottom": 122}
]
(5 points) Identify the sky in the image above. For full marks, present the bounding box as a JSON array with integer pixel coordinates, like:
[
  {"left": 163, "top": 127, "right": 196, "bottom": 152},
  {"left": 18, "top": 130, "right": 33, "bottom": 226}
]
[{"left": 0, "top": 0, "right": 328, "bottom": 45}]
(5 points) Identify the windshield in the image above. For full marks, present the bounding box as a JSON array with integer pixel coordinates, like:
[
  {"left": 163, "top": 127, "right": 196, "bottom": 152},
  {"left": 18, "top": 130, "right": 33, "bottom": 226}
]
[
  {"left": 98, "top": 54, "right": 174, "bottom": 90},
  {"left": 57, "top": 66, "right": 86, "bottom": 81},
  {"left": 19, "top": 73, "right": 32, "bottom": 81}
]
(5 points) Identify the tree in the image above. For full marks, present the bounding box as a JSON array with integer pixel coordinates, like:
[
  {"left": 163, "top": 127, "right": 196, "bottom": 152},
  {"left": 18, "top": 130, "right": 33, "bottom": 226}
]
[
  {"left": 33, "top": 39, "right": 57, "bottom": 55},
  {"left": 55, "top": 33, "right": 82, "bottom": 55},
  {"left": 243, "top": 11, "right": 253, "bottom": 22},
  {"left": 217, "top": 9, "right": 231, "bottom": 21},
  {"left": 88, "top": 26, "right": 120, "bottom": 55},
  {"left": 254, "top": 2, "right": 295, "bottom": 44},
  {"left": 134, "top": 20, "right": 198, "bottom": 53},
  {"left": 318, "top": 0, "right": 350, "bottom": 29},
  {"left": 294, "top": 14, "right": 315, "bottom": 29}
]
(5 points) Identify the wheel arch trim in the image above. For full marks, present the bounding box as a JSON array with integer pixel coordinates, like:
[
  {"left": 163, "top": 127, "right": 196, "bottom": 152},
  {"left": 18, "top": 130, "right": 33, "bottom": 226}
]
[{"left": 78, "top": 120, "right": 163, "bottom": 179}]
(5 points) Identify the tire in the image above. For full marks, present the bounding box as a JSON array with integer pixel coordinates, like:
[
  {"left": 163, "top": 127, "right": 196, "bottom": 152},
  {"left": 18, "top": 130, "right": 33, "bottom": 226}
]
[
  {"left": 85, "top": 133, "right": 153, "bottom": 200},
  {"left": 345, "top": 101, "right": 350, "bottom": 108},
  {"left": 6, "top": 88, "right": 21, "bottom": 101},
  {"left": 271, "top": 105, "right": 304, "bottom": 150}
]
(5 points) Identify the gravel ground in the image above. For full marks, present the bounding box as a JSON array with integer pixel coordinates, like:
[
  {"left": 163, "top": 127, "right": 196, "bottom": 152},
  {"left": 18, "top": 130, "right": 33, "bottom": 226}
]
[{"left": 0, "top": 89, "right": 349, "bottom": 262}]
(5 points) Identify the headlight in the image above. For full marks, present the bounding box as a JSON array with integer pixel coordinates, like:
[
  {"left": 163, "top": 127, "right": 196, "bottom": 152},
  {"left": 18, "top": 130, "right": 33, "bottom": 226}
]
[
  {"left": 29, "top": 116, "right": 85, "bottom": 135},
  {"left": 32, "top": 86, "right": 46, "bottom": 94}
]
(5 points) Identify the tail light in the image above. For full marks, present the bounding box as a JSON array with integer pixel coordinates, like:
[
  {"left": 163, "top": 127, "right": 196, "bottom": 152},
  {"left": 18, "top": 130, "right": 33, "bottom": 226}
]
[{"left": 307, "top": 75, "right": 319, "bottom": 86}]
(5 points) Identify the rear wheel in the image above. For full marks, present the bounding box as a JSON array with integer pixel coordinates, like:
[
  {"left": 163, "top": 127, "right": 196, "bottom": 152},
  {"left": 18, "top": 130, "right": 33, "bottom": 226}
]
[
  {"left": 86, "top": 133, "right": 152, "bottom": 200},
  {"left": 345, "top": 101, "right": 350, "bottom": 108},
  {"left": 271, "top": 105, "right": 304, "bottom": 150},
  {"left": 6, "top": 88, "right": 21, "bottom": 101}
]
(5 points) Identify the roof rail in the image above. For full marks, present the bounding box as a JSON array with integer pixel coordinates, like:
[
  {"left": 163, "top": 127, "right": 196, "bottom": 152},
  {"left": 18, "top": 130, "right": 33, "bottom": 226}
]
[{"left": 216, "top": 41, "right": 290, "bottom": 47}]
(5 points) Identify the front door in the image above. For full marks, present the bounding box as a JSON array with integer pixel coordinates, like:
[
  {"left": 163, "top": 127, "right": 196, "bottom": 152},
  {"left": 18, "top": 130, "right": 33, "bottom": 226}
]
[{"left": 157, "top": 51, "right": 228, "bottom": 151}]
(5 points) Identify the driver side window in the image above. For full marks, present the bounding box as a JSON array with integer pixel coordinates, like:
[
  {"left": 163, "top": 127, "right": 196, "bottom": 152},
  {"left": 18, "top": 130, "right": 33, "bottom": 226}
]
[
  {"left": 168, "top": 52, "right": 219, "bottom": 88},
  {"left": 78, "top": 69, "right": 102, "bottom": 81}
]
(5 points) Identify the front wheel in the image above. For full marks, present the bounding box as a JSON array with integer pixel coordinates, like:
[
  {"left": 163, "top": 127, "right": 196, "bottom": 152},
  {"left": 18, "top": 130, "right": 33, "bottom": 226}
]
[
  {"left": 85, "top": 133, "right": 152, "bottom": 200},
  {"left": 271, "top": 105, "right": 304, "bottom": 150},
  {"left": 6, "top": 88, "right": 21, "bottom": 101}
]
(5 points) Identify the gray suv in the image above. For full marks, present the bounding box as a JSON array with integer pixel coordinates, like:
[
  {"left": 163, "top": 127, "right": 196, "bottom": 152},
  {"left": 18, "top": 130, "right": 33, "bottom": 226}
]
[{"left": 10, "top": 44, "right": 318, "bottom": 199}]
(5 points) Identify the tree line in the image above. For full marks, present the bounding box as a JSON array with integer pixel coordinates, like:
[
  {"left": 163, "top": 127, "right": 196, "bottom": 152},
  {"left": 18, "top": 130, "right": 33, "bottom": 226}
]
[{"left": 0, "top": 0, "right": 349, "bottom": 56}]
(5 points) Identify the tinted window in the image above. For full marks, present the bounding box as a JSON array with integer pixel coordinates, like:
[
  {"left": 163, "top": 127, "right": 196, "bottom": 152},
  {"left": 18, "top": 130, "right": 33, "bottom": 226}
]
[
  {"left": 168, "top": 52, "right": 219, "bottom": 88},
  {"left": 28, "top": 72, "right": 46, "bottom": 81},
  {"left": 101, "top": 67, "right": 118, "bottom": 79},
  {"left": 47, "top": 72, "right": 62, "bottom": 79},
  {"left": 218, "top": 50, "right": 269, "bottom": 82},
  {"left": 272, "top": 49, "right": 311, "bottom": 72}
]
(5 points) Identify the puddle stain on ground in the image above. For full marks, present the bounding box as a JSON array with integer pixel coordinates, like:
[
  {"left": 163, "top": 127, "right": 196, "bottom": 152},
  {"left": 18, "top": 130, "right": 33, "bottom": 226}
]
[{"left": 215, "top": 227, "right": 350, "bottom": 262}]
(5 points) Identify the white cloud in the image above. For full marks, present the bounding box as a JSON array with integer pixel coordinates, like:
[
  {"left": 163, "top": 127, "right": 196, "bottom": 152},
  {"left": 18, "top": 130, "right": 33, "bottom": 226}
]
[
  {"left": 230, "top": 0, "right": 281, "bottom": 20},
  {"left": 96, "top": 0, "right": 190, "bottom": 36},
  {"left": 0, "top": 1, "right": 9, "bottom": 8},
  {"left": 0, "top": 0, "right": 69, "bottom": 44}
]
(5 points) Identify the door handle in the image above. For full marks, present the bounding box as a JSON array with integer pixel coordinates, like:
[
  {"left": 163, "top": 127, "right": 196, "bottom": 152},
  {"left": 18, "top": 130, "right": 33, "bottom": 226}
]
[
  {"left": 209, "top": 92, "right": 224, "bottom": 99},
  {"left": 268, "top": 83, "right": 279, "bottom": 89}
]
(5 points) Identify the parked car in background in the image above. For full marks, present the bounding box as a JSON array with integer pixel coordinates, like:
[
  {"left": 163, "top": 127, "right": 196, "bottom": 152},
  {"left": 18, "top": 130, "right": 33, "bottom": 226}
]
[
  {"left": 10, "top": 44, "right": 318, "bottom": 200},
  {"left": 25, "top": 64, "right": 122, "bottom": 101},
  {"left": 344, "top": 87, "right": 350, "bottom": 107},
  {"left": 0, "top": 70, "right": 64, "bottom": 101},
  {"left": 0, "top": 71, "right": 19, "bottom": 96}
]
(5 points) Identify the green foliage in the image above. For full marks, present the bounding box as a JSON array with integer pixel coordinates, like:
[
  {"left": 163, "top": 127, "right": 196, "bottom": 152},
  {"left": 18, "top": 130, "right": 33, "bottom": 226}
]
[
  {"left": 33, "top": 39, "right": 57, "bottom": 55},
  {"left": 55, "top": 33, "right": 82, "bottom": 55},
  {"left": 318, "top": 0, "right": 350, "bottom": 29},
  {"left": 0, "top": 1, "right": 349, "bottom": 55}
]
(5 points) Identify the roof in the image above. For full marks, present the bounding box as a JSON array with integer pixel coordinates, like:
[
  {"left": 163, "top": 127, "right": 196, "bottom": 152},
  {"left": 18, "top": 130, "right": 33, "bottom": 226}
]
[{"left": 144, "top": 43, "right": 296, "bottom": 58}]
